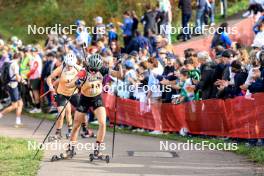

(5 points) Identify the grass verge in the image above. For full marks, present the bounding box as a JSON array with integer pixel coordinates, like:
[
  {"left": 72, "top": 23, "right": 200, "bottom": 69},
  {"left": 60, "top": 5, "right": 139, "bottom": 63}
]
[
  {"left": 0, "top": 136, "right": 43, "bottom": 176},
  {"left": 26, "top": 111, "right": 264, "bottom": 164}
]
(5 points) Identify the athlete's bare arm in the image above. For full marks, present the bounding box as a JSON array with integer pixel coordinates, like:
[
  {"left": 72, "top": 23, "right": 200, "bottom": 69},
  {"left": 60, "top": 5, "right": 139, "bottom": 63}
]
[{"left": 47, "top": 66, "right": 63, "bottom": 90}]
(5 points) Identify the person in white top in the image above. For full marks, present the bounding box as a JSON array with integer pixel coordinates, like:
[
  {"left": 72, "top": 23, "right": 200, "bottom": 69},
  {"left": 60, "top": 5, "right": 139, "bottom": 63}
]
[
  {"left": 27, "top": 47, "right": 43, "bottom": 113},
  {"left": 0, "top": 53, "right": 24, "bottom": 127}
]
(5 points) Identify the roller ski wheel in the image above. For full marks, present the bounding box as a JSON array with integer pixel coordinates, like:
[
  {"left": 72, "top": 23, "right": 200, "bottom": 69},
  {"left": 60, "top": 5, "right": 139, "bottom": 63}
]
[
  {"left": 89, "top": 150, "right": 110, "bottom": 163},
  {"left": 48, "top": 135, "right": 62, "bottom": 142},
  {"left": 51, "top": 155, "right": 60, "bottom": 162},
  {"left": 50, "top": 148, "right": 76, "bottom": 162}
]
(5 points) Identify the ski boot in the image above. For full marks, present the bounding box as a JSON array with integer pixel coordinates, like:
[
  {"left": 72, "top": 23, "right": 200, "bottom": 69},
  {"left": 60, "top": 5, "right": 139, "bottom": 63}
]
[
  {"left": 48, "top": 129, "right": 62, "bottom": 142},
  {"left": 89, "top": 142, "right": 110, "bottom": 163},
  {"left": 51, "top": 144, "right": 76, "bottom": 162}
]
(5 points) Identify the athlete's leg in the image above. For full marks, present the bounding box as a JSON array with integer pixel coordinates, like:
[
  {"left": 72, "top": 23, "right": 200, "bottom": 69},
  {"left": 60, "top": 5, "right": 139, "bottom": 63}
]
[
  {"left": 65, "top": 103, "right": 73, "bottom": 126},
  {"left": 70, "top": 111, "right": 86, "bottom": 143},
  {"left": 56, "top": 106, "right": 66, "bottom": 129},
  {"left": 94, "top": 107, "right": 106, "bottom": 143}
]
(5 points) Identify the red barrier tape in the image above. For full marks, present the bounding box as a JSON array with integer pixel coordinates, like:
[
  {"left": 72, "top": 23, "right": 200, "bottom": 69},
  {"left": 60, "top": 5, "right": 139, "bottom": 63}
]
[{"left": 102, "top": 93, "right": 264, "bottom": 139}]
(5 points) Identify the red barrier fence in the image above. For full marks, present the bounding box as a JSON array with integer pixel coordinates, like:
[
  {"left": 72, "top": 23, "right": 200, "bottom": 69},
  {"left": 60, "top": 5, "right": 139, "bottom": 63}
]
[{"left": 102, "top": 93, "right": 264, "bottom": 139}]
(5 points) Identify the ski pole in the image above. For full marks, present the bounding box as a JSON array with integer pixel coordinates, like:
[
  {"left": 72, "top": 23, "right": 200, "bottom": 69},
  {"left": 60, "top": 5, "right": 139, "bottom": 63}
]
[
  {"left": 111, "top": 78, "right": 119, "bottom": 158},
  {"left": 40, "top": 90, "right": 51, "bottom": 99},
  {"left": 33, "top": 87, "right": 78, "bottom": 160}
]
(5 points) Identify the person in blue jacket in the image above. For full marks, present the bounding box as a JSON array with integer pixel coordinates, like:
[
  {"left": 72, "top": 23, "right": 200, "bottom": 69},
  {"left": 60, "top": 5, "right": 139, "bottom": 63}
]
[
  {"left": 211, "top": 22, "right": 232, "bottom": 49},
  {"left": 117, "top": 11, "right": 133, "bottom": 49}
]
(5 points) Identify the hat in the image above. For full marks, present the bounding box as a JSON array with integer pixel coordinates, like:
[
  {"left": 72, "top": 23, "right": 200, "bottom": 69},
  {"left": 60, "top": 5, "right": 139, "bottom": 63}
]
[
  {"left": 221, "top": 50, "right": 232, "bottom": 58},
  {"left": 129, "top": 51, "right": 138, "bottom": 57},
  {"left": 95, "top": 16, "right": 103, "bottom": 24},
  {"left": 124, "top": 60, "right": 134, "bottom": 69}
]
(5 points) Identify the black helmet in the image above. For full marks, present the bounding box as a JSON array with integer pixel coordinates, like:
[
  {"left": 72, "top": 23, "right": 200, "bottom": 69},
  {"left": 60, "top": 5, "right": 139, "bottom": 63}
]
[{"left": 86, "top": 54, "right": 103, "bottom": 71}]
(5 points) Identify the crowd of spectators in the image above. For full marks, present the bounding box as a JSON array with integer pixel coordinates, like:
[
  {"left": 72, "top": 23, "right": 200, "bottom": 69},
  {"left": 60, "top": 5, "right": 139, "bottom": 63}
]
[{"left": 0, "top": 2, "right": 264, "bottom": 138}]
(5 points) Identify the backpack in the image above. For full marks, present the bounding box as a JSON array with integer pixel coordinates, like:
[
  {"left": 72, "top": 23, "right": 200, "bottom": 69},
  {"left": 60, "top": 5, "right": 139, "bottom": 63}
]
[{"left": 0, "top": 62, "right": 14, "bottom": 85}]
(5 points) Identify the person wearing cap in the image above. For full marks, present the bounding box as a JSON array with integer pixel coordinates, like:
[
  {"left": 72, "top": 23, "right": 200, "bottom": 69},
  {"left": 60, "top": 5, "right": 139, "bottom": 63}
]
[
  {"left": 107, "top": 23, "right": 118, "bottom": 44},
  {"left": 122, "top": 59, "right": 137, "bottom": 99},
  {"left": 27, "top": 47, "right": 43, "bottom": 113},
  {"left": 213, "top": 50, "right": 233, "bottom": 85},
  {"left": 93, "top": 16, "right": 106, "bottom": 43}
]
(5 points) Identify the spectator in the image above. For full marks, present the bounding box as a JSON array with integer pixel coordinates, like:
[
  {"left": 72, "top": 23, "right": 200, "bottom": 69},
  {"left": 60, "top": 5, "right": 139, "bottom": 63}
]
[
  {"left": 0, "top": 53, "right": 24, "bottom": 127},
  {"left": 157, "top": 0, "right": 172, "bottom": 44},
  {"left": 117, "top": 11, "right": 133, "bottom": 50},
  {"left": 126, "top": 31, "right": 151, "bottom": 54},
  {"left": 253, "top": 13, "right": 264, "bottom": 34},
  {"left": 93, "top": 17, "right": 106, "bottom": 44},
  {"left": 196, "top": 51, "right": 218, "bottom": 99},
  {"left": 252, "top": 20, "right": 264, "bottom": 48},
  {"left": 243, "top": 0, "right": 264, "bottom": 18},
  {"left": 195, "top": 0, "right": 207, "bottom": 34},
  {"left": 208, "top": 0, "right": 215, "bottom": 26},
  {"left": 107, "top": 23, "right": 118, "bottom": 44},
  {"left": 211, "top": 22, "right": 233, "bottom": 49},
  {"left": 27, "top": 48, "right": 43, "bottom": 113},
  {"left": 141, "top": 3, "right": 158, "bottom": 37},
  {"left": 216, "top": 60, "right": 248, "bottom": 99},
  {"left": 179, "top": 0, "right": 192, "bottom": 41},
  {"left": 131, "top": 11, "right": 139, "bottom": 37},
  {"left": 109, "top": 40, "right": 121, "bottom": 58},
  {"left": 220, "top": 0, "right": 228, "bottom": 18}
]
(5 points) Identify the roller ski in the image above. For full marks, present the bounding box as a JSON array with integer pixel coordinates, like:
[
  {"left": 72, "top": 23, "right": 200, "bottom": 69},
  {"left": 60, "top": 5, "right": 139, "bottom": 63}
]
[
  {"left": 89, "top": 142, "right": 110, "bottom": 163},
  {"left": 51, "top": 144, "right": 76, "bottom": 162}
]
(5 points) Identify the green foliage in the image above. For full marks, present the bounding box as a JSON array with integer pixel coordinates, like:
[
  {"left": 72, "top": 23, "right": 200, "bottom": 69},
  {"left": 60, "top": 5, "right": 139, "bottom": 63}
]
[
  {"left": 0, "top": 0, "right": 249, "bottom": 44},
  {"left": 0, "top": 136, "right": 43, "bottom": 176}
]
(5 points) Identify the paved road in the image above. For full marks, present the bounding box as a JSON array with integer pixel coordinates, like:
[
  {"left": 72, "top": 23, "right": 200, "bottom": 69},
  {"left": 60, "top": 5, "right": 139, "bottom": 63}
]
[{"left": 0, "top": 114, "right": 263, "bottom": 176}]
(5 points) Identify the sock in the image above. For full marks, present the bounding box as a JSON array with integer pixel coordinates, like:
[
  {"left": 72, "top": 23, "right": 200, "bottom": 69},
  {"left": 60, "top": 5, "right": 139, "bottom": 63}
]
[
  {"left": 16, "top": 117, "right": 21, "bottom": 124},
  {"left": 36, "top": 103, "right": 40, "bottom": 109},
  {"left": 55, "top": 129, "right": 61, "bottom": 135},
  {"left": 68, "top": 125, "right": 72, "bottom": 133},
  {"left": 81, "top": 123, "right": 88, "bottom": 133}
]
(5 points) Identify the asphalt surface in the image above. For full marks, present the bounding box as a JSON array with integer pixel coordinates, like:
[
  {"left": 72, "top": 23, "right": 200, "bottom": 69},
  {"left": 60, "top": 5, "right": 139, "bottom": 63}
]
[{"left": 0, "top": 114, "right": 263, "bottom": 176}]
